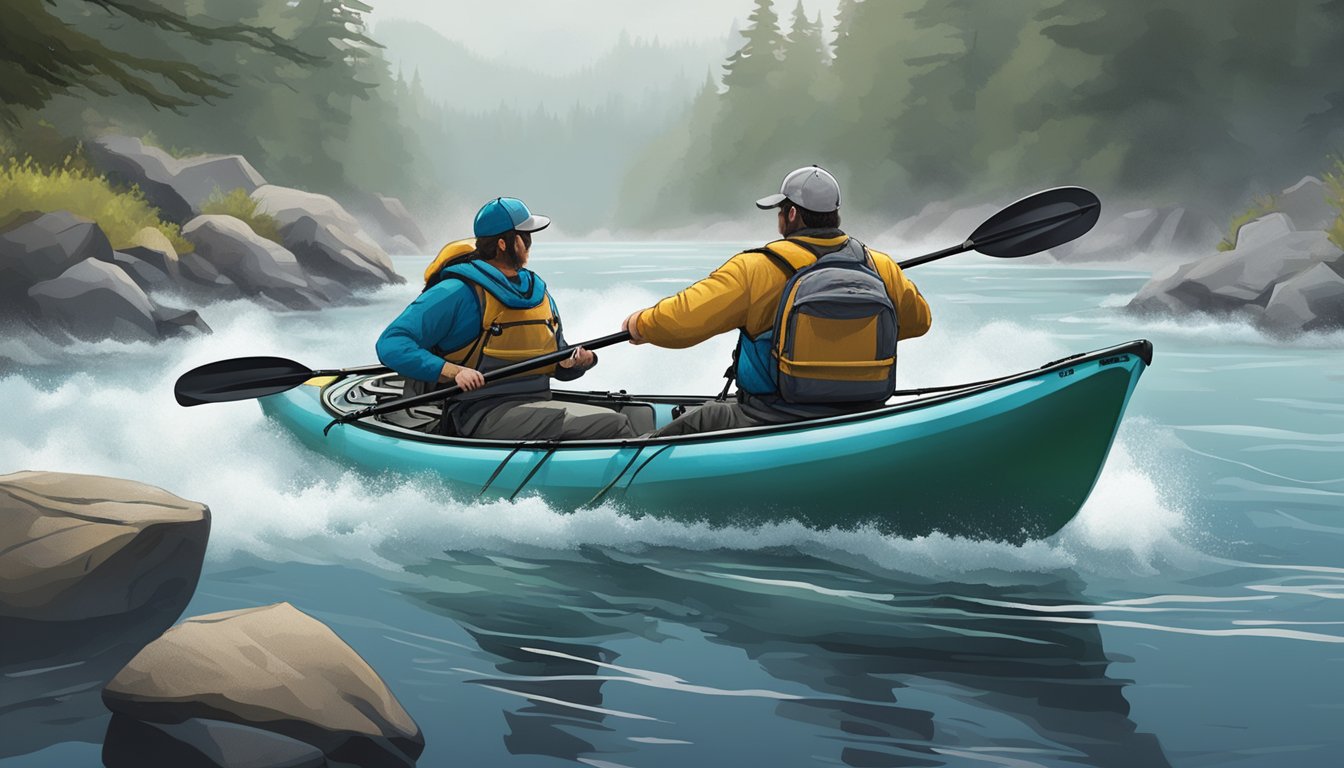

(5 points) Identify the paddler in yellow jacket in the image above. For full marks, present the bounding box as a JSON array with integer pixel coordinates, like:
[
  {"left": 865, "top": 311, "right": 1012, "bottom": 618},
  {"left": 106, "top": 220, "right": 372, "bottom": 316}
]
[
  {"left": 377, "top": 197, "right": 636, "bottom": 440},
  {"left": 621, "top": 166, "right": 932, "bottom": 436}
]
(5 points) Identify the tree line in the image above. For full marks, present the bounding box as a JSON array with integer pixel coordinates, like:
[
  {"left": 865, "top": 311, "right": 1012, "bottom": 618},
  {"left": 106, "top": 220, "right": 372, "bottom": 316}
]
[{"left": 619, "top": 0, "right": 1344, "bottom": 227}]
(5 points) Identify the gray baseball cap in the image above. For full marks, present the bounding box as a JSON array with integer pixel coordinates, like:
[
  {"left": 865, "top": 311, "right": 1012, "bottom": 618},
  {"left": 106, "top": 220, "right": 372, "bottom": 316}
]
[{"left": 755, "top": 165, "right": 842, "bottom": 212}]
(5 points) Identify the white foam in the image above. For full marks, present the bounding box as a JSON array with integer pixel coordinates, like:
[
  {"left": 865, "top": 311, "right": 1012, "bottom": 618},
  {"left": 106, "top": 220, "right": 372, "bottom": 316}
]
[{"left": 0, "top": 264, "right": 1197, "bottom": 581}]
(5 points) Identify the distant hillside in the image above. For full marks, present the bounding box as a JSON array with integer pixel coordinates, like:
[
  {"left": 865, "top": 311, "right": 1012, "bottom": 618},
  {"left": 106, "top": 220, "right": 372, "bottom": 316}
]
[{"left": 374, "top": 18, "right": 727, "bottom": 116}]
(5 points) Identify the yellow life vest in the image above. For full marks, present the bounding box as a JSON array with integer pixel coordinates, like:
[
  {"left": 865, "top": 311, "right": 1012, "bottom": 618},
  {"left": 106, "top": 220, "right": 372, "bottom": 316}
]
[{"left": 425, "top": 246, "right": 562, "bottom": 378}]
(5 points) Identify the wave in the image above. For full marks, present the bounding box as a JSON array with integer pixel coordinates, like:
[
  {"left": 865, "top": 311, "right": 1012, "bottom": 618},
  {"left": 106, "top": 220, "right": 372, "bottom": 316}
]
[{"left": 0, "top": 271, "right": 1198, "bottom": 583}]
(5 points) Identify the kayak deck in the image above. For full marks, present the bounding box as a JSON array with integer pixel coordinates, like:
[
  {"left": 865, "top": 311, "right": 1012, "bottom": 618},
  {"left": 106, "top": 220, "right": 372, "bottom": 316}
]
[{"left": 259, "top": 340, "right": 1152, "bottom": 542}]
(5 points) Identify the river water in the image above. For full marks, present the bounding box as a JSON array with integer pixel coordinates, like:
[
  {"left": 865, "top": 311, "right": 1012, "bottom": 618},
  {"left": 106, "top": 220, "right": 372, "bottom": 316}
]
[{"left": 3, "top": 242, "right": 1343, "bottom": 767}]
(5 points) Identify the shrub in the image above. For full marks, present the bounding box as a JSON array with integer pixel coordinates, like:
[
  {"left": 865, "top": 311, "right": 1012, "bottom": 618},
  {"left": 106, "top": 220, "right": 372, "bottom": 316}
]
[
  {"left": 199, "top": 187, "right": 283, "bottom": 245},
  {"left": 1324, "top": 157, "right": 1344, "bottom": 251},
  {"left": 1217, "top": 194, "right": 1279, "bottom": 251},
  {"left": 0, "top": 154, "right": 193, "bottom": 253}
]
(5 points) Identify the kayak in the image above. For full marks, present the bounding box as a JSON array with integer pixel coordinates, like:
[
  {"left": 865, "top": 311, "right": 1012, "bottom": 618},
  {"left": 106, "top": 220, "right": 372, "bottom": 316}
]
[{"left": 258, "top": 339, "right": 1152, "bottom": 542}]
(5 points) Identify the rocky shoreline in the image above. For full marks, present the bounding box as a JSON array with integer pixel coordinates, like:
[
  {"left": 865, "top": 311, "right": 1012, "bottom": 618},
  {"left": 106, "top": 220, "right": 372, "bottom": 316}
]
[
  {"left": 0, "top": 136, "right": 427, "bottom": 359},
  {"left": 0, "top": 471, "right": 424, "bottom": 767},
  {"left": 879, "top": 175, "right": 1344, "bottom": 335}
]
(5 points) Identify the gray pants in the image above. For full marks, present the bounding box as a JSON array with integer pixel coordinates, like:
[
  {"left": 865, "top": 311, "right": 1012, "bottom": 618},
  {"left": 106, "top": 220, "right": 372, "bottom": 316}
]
[
  {"left": 650, "top": 400, "right": 765, "bottom": 437},
  {"left": 472, "top": 400, "right": 637, "bottom": 440}
]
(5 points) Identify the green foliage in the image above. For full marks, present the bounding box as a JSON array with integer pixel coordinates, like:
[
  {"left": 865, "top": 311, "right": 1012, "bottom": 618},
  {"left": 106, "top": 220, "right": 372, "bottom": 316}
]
[
  {"left": 1217, "top": 195, "right": 1279, "bottom": 252},
  {"left": 0, "top": 0, "right": 315, "bottom": 126},
  {"left": 1324, "top": 157, "right": 1344, "bottom": 251},
  {"left": 0, "top": 155, "right": 192, "bottom": 254},
  {"left": 200, "top": 188, "right": 283, "bottom": 245},
  {"left": 624, "top": 0, "right": 1344, "bottom": 228}
]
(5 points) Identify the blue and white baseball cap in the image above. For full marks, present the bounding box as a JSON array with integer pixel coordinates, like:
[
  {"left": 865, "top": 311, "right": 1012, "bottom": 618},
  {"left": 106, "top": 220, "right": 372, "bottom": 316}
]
[{"left": 473, "top": 197, "right": 551, "bottom": 237}]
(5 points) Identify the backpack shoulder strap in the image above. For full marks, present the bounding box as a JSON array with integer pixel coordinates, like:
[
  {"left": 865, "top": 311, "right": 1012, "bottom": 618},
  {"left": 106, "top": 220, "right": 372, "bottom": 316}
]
[{"left": 743, "top": 246, "right": 797, "bottom": 278}]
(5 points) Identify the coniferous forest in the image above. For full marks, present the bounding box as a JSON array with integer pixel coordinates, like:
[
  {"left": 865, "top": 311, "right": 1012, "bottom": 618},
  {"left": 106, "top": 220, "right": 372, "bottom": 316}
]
[{"left": 3, "top": 0, "right": 1344, "bottom": 233}]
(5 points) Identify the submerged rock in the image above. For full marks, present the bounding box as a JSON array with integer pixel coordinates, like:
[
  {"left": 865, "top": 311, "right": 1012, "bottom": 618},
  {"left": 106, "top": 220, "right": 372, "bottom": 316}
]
[
  {"left": 104, "top": 716, "right": 327, "bottom": 768},
  {"left": 103, "top": 602, "right": 425, "bottom": 768}
]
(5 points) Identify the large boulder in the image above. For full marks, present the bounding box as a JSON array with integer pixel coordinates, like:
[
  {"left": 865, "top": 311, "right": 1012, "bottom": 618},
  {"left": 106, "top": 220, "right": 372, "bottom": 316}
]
[
  {"left": 1262, "top": 261, "right": 1344, "bottom": 333},
  {"left": 0, "top": 211, "right": 115, "bottom": 307},
  {"left": 1128, "top": 212, "right": 1344, "bottom": 334},
  {"left": 0, "top": 472, "right": 209, "bottom": 761},
  {"left": 251, "top": 184, "right": 402, "bottom": 287},
  {"left": 1278, "top": 176, "right": 1337, "bottom": 232},
  {"left": 181, "top": 215, "right": 328, "bottom": 310},
  {"left": 0, "top": 470, "right": 210, "bottom": 682},
  {"left": 104, "top": 602, "right": 425, "bottom": 768},
  {"left": 86, "top": 135, "right": 268, "bottom": 224},
  {"left": 28, "top": 258, "right": 163, "bottom": 342},
  {"left": 0, "top": 471, "right": 210, "bottom": 624}
]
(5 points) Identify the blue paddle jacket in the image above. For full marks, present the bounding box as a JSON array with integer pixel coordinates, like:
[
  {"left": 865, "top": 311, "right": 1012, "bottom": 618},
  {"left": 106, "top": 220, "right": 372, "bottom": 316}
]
[{"left": 375, "top": 259, "right": 586, "bottom": 385}]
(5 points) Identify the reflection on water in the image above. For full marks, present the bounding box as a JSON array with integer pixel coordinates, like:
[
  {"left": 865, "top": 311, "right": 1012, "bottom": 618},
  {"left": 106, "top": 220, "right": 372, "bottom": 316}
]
[{"left": 402, "top": 547, "right": 1168, "bottom": 767}]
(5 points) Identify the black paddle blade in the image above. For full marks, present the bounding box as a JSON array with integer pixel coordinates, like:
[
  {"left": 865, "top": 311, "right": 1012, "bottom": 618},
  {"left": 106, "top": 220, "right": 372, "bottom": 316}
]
[
  {"left": 969, "top": 186, "right": 1101, "bottom": 258},
  {"left": 174, "top": 356, "right": 315, "bottom": 407}
]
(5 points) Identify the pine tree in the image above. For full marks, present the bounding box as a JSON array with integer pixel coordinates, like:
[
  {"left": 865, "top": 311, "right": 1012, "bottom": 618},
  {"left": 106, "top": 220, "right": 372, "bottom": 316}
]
[
  {"left": 0, "top": 0, "right": 312, "bottom": 126},
  {"left": 722, "top": 0, "right": 784, "bottom": 93}
]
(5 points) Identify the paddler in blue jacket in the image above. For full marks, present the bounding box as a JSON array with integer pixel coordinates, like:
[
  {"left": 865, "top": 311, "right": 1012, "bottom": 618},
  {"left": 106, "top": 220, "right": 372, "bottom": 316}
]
[{"left": 376, "top": 197, "right": 636, "bottom": 440}]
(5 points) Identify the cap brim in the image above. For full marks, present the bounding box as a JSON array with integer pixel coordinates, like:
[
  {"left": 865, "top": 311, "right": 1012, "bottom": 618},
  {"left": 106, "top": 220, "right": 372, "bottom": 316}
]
[
  {"left": 515, "top": 214, "right": 550, "bottom": 233},
  {"left": 755, "top": 194, "right": 788, "bottom": 210}
]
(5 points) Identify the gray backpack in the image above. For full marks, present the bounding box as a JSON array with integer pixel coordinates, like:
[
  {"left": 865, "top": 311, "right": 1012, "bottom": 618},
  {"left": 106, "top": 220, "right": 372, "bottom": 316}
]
[{"left": 768, "top": 239, "right": 899, "bottom": 403}]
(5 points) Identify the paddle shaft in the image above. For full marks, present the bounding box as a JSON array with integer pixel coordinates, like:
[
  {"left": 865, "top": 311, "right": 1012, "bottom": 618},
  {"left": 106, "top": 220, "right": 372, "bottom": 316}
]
[
  {"left": 325, "top": 330, "right": 633, "bottom": 432},
  {"left": 896, "top": 201, "right": 1099, "bottom": 270}
]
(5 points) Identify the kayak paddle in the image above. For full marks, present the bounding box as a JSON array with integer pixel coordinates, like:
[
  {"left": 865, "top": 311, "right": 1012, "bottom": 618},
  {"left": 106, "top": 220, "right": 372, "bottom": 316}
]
[
  {"left": 321, "top": 330, "right": 634, "bottom": 434},
  {"left": 175, "top": 358, "right": 390, "bottom": 407},
  {"left": 896, "top": 186, "right": 1100, "bottom": 269},
  {"left": 177, "top": 186, "right": 1098, "bottom": 415}
]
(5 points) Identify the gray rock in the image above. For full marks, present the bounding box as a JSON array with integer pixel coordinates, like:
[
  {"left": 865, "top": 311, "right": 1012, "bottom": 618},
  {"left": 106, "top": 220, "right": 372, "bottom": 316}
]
[
  {"left": 0, "top": 212, "right": 115, "bottom": 305},
  {"left": 111, "top": 250, "right": 173, "bottom": 292},
  {"left": 1128, "top": 226, "right": 1344, "bottom": 333},
  {"left": 1234, "top": 212, "right": 1296, "bottom": 251},
  {"left": 1183, "top": 229, "right": 1336, "bottom": 306},
  {"left": 352, "top": 194, "right": 428, "bottom": 251},
  {"left": 122, "top": 227, "right": 181, "bottom": 278},
  {"left": 104, "top": 602, "right": 425, "bottom": 768},
  {"left": 27, "top": 259, "right": 161, "bottom": 341},
  {"left": 282, "top": 214, "right": 400, "bottom": 288},
  {"left": 252, "top": 185, "right": 401, "bottom": 287},
  {"left": 1278, "top": 176, "right": 1337, "bottom": 232},
  {"left": 104, "top": 716, "right": 327, "bottom": 768},
  {"left": 87, "top": 136, "right": 267, "bottom": 224},
  {"left": 154, "top": 306, "right": 212, "bottom": 337},
  {"left": 182, "top": 215, "right": 326, "bottom": 310},
  {"left": 0, "top": 471, "right": 209, "bottom": 625},
  {"left": 1262, "top": 261, "right": 1344, "bottom": 333}
]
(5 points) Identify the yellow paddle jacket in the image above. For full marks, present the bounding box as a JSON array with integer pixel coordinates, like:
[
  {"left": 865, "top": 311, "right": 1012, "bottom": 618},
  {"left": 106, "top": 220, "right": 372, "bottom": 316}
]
[{"left": 634, "top": 232, "right": 932, "bottom": 348}]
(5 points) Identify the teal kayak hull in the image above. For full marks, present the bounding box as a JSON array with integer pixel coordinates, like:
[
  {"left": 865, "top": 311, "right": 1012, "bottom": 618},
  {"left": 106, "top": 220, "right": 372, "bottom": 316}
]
[{"left": 259, "top": 340, "right": 1151, "bottom": 542}]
